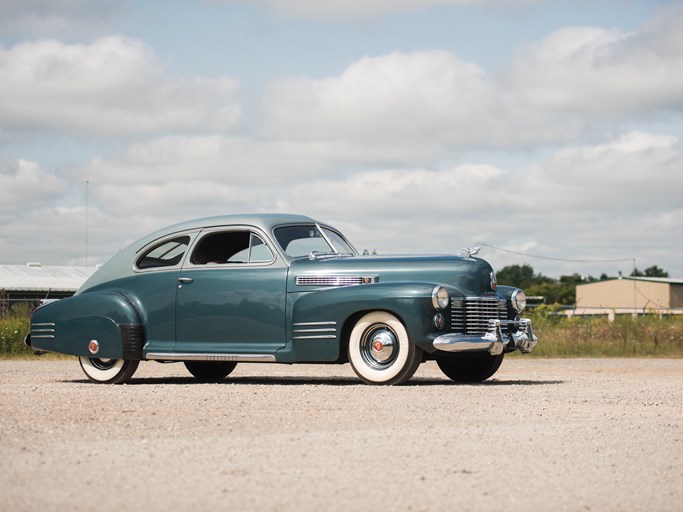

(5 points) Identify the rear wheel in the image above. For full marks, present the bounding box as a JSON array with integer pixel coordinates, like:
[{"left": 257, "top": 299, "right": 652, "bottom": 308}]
[
  {"left": 184, "top": 361, "right": 237, "bottom": 382},
  {"left": 78, "top": 357, "right": 139, "bottom": 384},
  {"left": 436, "top": 353, "right": 504, "bottom": 383},
  {"left": 348, "top": 311, "right": 423, "bottom": 385}
]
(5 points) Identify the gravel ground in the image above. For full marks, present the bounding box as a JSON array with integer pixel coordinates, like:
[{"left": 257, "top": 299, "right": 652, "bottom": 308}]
[{"left": 1, "top": 357, "right": 681, "bottom": 512}]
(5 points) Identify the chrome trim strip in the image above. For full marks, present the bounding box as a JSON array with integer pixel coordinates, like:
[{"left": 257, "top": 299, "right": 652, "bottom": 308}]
[
  {"left": 292, "top": 335, "right": 337, "bottom": 340},
  {"left": 293, "top": 328, "right": 336, "bottom": 333},
  {"left": 145, "top": 353, "right": 276, "bottom": 362},
  {"left": 292, "top": 321, "right": 337, "bottom": 340},
  {"left": 296, "top": 274, "right": 379, "bottom": 286},
  {"left": 31, "top": 322, "right": 55, "bottom": 340},
  {"left": 292, "top": 321, "right": 337, "bottom": 326}
]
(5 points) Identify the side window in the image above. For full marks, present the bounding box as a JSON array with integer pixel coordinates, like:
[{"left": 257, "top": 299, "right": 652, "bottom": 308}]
[
  {"left": 247, "top": 233, "right": 274, "bottom": 263},
  {"left": 190, "top": 231, "right": 274, "bottom": 265},
  {"left": 137, "top": 236, "right": 190, "bottom": 270},
  {"left": 274, "top": 226, "right": 331, "bottom": 257}
]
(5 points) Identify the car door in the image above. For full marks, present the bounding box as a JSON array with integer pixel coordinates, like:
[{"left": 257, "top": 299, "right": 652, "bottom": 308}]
[{"left": 174, "top": 228, "right": 288, "bottom": 354}]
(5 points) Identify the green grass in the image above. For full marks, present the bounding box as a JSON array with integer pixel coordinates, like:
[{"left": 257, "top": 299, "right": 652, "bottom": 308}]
[
  {"left": 3, "top": 307, "right": 683, "bottom": 358},
  {"left": 518, "top": 306, "right": 683, "bottom": 358},
  {"left": 0, "top": 314, "right": 33, "bottom": 356}
]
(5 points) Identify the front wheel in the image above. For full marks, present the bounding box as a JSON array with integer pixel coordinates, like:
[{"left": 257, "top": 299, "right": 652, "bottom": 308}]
[
  {"left": 436, "top": 353, "right": 504, "bottom": 383},
  {"left": 78, "top": 357, "right": 139, "bottom": 384},
  {"left": 348, "top": 311, "right": 423, "bottom": 385},
  {"left": 184, "top": 361, "right": 237, "bottom": 382}
]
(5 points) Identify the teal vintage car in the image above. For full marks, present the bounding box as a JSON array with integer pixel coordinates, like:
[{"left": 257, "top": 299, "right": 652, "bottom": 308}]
[{"left": 26, "top": 214, "right": 537, "bottom": 385}]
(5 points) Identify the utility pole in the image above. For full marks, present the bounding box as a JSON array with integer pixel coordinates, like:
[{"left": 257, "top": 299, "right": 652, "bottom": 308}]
[{"left": 85, "top": 180, "right": 89, "bottom": 267}]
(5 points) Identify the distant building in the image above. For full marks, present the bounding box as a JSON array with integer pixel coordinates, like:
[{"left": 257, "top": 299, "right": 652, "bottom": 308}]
[
  {"left": 572, "top": 276, "right": 683, "bottom": 320},
  {"left": 0, "top": 263, "right": 97, "bottom": 314}
]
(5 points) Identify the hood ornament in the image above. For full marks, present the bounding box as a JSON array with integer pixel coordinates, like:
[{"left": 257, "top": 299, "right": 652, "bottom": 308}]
[{"left": 461, "top": 246, "right": 481, "bottom": 259}]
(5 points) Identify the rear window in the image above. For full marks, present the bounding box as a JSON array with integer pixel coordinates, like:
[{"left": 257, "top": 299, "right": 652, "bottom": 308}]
[{"left": 137, "top": 236, "right": 191, "bottom": 269}]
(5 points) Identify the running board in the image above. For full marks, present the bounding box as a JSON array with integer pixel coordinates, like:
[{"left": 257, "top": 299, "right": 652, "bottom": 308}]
[{"left": 146, "top": 353, "right": 276, "bottom": 363}]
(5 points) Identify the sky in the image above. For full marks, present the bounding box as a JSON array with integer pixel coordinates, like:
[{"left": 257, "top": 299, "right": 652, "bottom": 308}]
[{"left": 1, "top": 0, "right": 681, "bottom": 279}]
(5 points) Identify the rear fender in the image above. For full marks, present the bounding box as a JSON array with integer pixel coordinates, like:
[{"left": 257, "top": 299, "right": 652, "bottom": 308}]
[{"left": 29, "top": 292, "right": 143, "bottom": 359}]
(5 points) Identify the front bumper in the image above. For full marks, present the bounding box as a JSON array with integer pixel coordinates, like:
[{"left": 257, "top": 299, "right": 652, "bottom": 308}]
[{"left": 433, "top": 318, "right": 537, "bottom": 356}]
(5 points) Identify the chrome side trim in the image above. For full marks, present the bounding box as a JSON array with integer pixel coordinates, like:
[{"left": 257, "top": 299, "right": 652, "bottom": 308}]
[
  {"left": 30, "top": 323, "right": 55, "bottom": 340},
  {"left": 296, "top": 274, "right": 378, "bottom": 286},
  {"left": 146, "top": 353, "right": 276, "bottom": 362},
  {"left": 293, "top": 321, "right": 336, "bottom": 326},
  {"left": 292, "top": 321, "right": 338, "bottom": 340},
  {"left": 293, "top": 335, "right": 337, "bottom": 340}
]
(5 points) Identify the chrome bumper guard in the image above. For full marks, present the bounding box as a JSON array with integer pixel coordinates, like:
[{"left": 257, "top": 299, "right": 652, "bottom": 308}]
[{"left": 433, "top": 319, "right": 537, "bottom": 356}]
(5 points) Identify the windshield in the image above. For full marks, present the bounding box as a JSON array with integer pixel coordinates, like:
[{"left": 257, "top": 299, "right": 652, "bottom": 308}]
[{"left": 274, "top": 224, "right": 356, "bottom": 258}]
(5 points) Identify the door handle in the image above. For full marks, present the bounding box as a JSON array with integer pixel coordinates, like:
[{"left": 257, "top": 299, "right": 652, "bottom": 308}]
[{"left": 178, "top": 277, "right": 193, "bottom": 284}]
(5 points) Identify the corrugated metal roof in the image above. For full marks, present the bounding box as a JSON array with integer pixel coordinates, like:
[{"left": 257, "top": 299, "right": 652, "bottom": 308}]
[
  {"left": 0, "top": 264, "right": 98, "bottom": 292},
  {"left": 577, "top": 276, "right": 683, "bottom": 288},
  {"left": 625, "top": 276, "right": 683, "bottom": 284}
]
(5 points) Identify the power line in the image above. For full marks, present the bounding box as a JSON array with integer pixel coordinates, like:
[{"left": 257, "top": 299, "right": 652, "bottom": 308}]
[{"left": 476, "top": 242, "right": 635, "bottom": 265}]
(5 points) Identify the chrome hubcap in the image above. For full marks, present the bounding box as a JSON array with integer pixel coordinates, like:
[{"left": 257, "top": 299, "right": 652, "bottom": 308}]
[{"left": 361, "top": 325, "right": 397, "bottom": 369}]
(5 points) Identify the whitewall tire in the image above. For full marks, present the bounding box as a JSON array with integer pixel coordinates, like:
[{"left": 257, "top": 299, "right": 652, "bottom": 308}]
[
  {"left": 78, "top": 357, "right": 139, "bottom": 384},
  {"left": 348, "top": 311, "right": 422, "bottom": 385}
]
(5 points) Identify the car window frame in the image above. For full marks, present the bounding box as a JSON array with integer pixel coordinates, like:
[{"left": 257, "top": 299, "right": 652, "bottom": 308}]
[
  {"left": 133, "top": 230, "right": 199, "bottom": 273},
  {"left": 272, "top": 223, "right": 358, "bottom": 260},
  {"left": 183, "top": 226, "right": 279, "bottom": 269}
]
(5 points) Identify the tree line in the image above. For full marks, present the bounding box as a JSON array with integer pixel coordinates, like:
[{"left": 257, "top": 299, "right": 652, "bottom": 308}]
[{"left": 496, "top": 264, "right": 669, "bottom": 306}]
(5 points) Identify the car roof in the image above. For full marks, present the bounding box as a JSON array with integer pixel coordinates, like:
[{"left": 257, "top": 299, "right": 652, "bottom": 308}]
[{"left": 142, "top": 213, "right": 320, "bottom": 244}]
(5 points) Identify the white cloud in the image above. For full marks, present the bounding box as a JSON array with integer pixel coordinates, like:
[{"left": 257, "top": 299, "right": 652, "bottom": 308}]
[
  {"left": 0, "top": 37, "right": 241, "bottom": 138},
  {"left": 522, "top": 131, "right": 681, "bottom": 211},
  {"left": 1, "top": 129, "right": 680, "bottom": 276},
  {"left": 262, "top": 50, "right": 574, "bottom": 151},
  {"left": 510, "top": 4, "right": 683, "bottom": 116},
  {"left": 0, "top": 159, "right": 67, "bottom": 213}
]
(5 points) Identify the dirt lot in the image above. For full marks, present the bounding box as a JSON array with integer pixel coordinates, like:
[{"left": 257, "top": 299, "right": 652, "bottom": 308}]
[{"left": 1, "top": 358, "right": 681, "bottom": 512}]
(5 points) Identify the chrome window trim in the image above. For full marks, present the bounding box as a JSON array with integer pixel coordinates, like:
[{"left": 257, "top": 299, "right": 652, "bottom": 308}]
[
  {"left": 183, "top": 225, "right": 279, "bottom": 268},
  {"left": 272, "top": 223, "right": 358, "bottom": 261}
]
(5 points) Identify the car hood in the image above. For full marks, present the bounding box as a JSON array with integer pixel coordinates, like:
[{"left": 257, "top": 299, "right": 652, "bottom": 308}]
[{"left": 288, "top": 254, "right": 497, "bottom": 297}]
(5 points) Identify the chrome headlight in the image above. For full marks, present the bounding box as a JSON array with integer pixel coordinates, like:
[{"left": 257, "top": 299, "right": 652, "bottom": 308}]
[
  {"left": 511, "top": 289, "right": 527, "bottom": 313},
  {"left": 432, "top": 286, "right": 450, "bottom": 310}
]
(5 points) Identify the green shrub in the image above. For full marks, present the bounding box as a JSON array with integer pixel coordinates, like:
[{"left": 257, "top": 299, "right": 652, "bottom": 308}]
[{"left": 0, "top": 314, "right": 32, "bottom": 356}]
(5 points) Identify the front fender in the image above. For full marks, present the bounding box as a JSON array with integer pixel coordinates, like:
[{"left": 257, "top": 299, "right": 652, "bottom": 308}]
[
  {"left": 290, "top": 282, "right": 448, "bottom": 351},
  {"left": 29, "top": 292, "right": 143, "bottom": 359}
]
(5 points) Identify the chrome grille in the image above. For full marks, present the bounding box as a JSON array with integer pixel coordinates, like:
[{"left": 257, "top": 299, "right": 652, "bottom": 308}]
[{"left": 451, "top": 298, "right": 507, "bottom": 334}]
